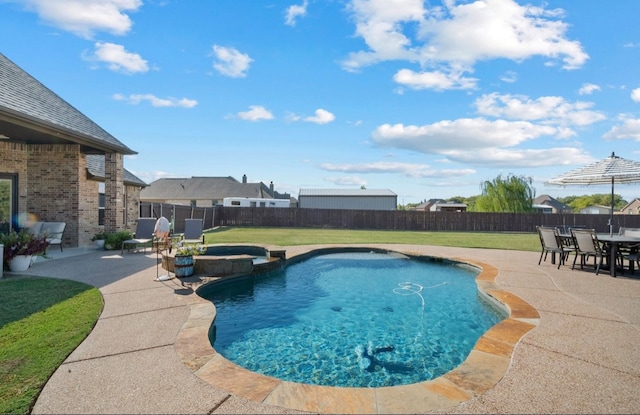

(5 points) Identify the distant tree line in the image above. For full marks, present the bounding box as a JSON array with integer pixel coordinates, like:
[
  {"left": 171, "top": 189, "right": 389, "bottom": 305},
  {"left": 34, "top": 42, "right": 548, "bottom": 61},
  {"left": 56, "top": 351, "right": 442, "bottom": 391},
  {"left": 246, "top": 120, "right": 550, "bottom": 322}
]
[{"left": 398, "top": 173, "right": 630, "bottom": 213}]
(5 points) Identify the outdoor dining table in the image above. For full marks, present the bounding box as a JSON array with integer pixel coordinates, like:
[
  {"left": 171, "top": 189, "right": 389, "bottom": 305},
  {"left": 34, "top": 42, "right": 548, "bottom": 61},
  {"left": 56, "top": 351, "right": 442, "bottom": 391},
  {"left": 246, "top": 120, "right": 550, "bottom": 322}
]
[{"left": 596, "top": 234, "right": 640, "bottom": 277}]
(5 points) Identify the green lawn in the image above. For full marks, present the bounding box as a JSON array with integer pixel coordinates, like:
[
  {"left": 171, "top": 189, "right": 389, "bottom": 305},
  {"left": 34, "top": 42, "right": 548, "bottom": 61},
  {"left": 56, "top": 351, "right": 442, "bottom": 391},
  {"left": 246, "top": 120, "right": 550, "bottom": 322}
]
[
  {"left": 0, "top": 277, "right": 103, "bottom": 414},
  {"left": 0, "top": 226, "right": 539, "bottom": 414},
  {"left": 204, "top": 227, "right": 541, "bottom": 252}
]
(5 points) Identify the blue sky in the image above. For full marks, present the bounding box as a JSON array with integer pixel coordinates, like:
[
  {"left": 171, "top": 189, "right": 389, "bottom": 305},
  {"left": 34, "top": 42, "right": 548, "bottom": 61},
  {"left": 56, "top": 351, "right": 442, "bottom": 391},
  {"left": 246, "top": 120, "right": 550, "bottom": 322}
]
[{"left": 2, "top": 0, "right": 639, "bottom": 204}]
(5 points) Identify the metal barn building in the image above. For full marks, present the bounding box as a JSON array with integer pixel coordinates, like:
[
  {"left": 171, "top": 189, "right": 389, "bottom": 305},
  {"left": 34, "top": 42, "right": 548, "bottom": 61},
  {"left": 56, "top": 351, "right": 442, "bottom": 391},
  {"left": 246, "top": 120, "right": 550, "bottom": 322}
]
[{"left": 298, "top": 189, "right": 397, "bottom": 211}]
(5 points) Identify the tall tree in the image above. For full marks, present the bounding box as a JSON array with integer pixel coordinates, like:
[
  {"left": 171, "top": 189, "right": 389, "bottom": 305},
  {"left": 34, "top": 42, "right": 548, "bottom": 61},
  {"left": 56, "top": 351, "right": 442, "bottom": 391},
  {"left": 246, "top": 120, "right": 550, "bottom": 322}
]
[{"left": 474, "top": 174, "right": 535, "bottom": 213}]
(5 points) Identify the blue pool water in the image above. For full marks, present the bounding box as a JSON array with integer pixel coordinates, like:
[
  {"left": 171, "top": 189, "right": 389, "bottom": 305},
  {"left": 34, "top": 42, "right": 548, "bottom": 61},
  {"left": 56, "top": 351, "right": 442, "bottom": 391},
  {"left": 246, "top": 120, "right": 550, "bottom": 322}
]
[{"left": 199, "top": 251, "right": 505, "bottom": 388}]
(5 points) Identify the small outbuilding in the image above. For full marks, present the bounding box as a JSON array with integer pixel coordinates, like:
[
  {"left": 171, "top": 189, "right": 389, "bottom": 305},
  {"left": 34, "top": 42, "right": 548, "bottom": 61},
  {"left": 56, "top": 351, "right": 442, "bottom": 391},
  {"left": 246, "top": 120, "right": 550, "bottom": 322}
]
[
  {"left": 298, "top": 189, "right": 397, "bottom": 211},
  {"left": 580, "top": 205, "right": 612, "bottom": 215}
]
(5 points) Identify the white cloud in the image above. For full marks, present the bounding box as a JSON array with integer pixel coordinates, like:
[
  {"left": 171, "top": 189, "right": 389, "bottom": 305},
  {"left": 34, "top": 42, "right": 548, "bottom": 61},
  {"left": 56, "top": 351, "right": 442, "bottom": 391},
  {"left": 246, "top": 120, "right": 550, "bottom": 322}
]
[
  {"left": 19, "top": 0, "right": 141, "bottom": 39},
  {"left": 86, "top": 42, "right": 148, "bottom": 74},
  {"left": 372, "top": 118, "right": 557, "bottom": 154},
  {"left": 343, "top": 0, "right": 588, "bottom": 89},
  {"left": 499, "top": 71, "right": 517, "bottom": 83},
  {"left": 236, "top": 105, "right": 274, "bottom": 121},
  {"left": 320, "top": 161, "right": 475, "bottom": 178},
  {"left": 442, "top": 147, "right": 593, "bottom": 167},
  {"left": 212, "top": 45, "right": 253, "bottom": 78},
  {"left": 113, "top": 93, "right": 197, "bottom": 108},
  {"left": 304, "top": 109, "right": 336, "bottom": 124},
  {"left": 325, "top": 176, "right": 368, "bottom": 186},
  {"left": 578, "top": 83, "right": 601, "bottom": 95},
  {"left": 393, "top": 68, "right": 477, "bottom": 90},
  {"left": 285, "top": 0, "right": 308, "bottom": 26},
  {"left": 631, "top": 88, "right": 640, "bottom": 103},
  {"left": 474, "top": 93, "right": 606, "bottom": 126},
  {"left": 603, "top": 118, "right": 640, "bottom": 141}
]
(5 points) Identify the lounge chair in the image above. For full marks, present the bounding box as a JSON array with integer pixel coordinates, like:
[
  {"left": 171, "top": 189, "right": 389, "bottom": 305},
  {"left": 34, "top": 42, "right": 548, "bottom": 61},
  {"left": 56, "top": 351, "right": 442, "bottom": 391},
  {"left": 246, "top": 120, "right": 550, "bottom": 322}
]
[
  {"left": 121, "top": 218, "right": 156, "bottom": 254},
  {"left": 180, "top": 218, "right": 205, "bottom": 245},
  {"left": 537, "top": 226, "right": 574, "bottom": 269},
  {"left": 40, "top": 222, "right": 66, "bottom": 253},
  {"left": 571, "top": 228, "right": 606, "bottom": 274}
]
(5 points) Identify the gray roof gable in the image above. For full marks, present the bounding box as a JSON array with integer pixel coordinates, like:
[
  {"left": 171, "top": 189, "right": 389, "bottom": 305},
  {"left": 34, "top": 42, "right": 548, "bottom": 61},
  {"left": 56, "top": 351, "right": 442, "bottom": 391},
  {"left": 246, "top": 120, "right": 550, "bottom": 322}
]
[
  {"left": 0, "top": 53, "right": 135, "bottom": 154},
  {"left": 533, "top": 194, "right": 572, "bottom": 211},
  {"left": 140, "top": 176, "right": 273, "bottom": 200},
  {"left": 86, "top": 154, "right": 147, "bottom": 187}
]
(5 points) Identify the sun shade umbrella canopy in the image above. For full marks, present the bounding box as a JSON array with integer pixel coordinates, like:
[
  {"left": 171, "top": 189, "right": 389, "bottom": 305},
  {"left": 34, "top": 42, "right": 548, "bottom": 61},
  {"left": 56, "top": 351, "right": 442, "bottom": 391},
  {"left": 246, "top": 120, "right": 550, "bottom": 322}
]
[{"left": 545, "top": 152, "right": 640, "bottom": 234}]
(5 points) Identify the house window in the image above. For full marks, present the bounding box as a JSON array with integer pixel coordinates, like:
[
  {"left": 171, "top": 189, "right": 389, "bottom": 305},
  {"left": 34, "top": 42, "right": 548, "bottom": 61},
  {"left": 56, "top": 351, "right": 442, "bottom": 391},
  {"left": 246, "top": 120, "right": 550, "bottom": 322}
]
[
  {"left": 98, "top": 182, "right": 105, "bottom": 226},
  {"left": 0, "top": 173, "right": 17, "bottom": 233}
]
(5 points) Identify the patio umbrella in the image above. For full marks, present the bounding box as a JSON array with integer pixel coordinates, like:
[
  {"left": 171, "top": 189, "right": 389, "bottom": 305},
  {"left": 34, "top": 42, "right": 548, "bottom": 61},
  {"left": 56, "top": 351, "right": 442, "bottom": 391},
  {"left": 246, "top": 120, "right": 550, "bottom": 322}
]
[{"left": 545, "top": 152, "right": 640, "bottom": 235}]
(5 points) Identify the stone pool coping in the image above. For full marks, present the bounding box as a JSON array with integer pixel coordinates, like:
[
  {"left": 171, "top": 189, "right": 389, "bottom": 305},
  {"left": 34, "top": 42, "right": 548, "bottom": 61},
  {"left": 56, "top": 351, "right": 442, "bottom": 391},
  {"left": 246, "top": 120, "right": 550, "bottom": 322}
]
[{"left": 174, "top": 247, "right": 540, "bottom": 414}]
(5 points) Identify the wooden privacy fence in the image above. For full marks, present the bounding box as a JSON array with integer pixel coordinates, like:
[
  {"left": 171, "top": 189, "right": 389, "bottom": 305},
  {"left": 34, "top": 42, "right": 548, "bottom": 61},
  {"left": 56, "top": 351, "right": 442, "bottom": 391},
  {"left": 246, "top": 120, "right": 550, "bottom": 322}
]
[
  {"left": 139, "top": 202, "right": 216, "bottom": 234},
  {"left": 216, "top": 207, "right": 640, "bottom": 232},
  {"left": 140, "top": 202, "right": 640, "bottom": 233}
]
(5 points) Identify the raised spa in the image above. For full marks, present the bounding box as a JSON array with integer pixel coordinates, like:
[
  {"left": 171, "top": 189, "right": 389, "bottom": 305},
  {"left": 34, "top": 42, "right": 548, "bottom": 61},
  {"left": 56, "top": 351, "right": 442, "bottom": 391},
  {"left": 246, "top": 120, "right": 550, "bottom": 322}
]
[{"left": 197, "top": 250, "right": 506, "bottom": 388}]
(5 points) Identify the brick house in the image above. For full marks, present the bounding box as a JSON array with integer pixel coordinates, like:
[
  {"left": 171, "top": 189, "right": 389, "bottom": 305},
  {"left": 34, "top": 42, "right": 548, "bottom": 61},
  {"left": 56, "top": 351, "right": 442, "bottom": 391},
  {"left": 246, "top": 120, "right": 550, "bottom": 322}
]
[
  {"left": 140, "top": 175, "right": 291, "bottom": 207},
  {"left": 620, "top": 198, "right": 640, "bottom": 215},
  {"left": 0, "top": 53, "right": 145, "bottom": 247}
]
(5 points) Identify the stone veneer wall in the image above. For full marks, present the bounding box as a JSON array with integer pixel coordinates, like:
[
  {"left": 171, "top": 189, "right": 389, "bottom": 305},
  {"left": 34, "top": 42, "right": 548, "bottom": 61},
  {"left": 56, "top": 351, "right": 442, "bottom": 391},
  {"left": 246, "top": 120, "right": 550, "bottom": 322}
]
[{"left": 125, "top": 185, "right": 141, "bottom": 230}]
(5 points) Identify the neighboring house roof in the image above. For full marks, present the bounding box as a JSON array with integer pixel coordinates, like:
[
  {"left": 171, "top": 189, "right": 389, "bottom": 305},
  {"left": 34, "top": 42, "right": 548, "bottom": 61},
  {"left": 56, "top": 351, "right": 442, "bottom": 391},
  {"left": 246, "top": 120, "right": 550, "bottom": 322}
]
[
  {"left": 86, "top": 154, "right": 147, "bottom": 187},
  {"left": 533, "top": 194, "right": 573, "bottom": 212},
  {"left": 433, "top": 201, "right": 467, "bottom": 208},
  {"left": 140, "top": 176, "right": 281, "bottom": 200},
  {"left": 298, "top": 189, "right": 397, "bottom": 197},
  {"left": 620, "top": 198, "right": 640, "bottom": 213},
  {"left": 0, "top": 53, "right": 135, "bottom": 155}
]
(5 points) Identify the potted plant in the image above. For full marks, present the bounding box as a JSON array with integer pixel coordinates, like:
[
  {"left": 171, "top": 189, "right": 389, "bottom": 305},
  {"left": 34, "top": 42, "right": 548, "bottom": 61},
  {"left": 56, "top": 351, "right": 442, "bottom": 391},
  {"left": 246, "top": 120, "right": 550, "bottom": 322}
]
[
  {"left": 91, "top": 231, "right": 107, "bottom": 249},
  {"left": 0, "top": 229, "right": 49, "bottom": 272},
  {"left": 174, "top": 244, "right": 206, "bottom": 277}
]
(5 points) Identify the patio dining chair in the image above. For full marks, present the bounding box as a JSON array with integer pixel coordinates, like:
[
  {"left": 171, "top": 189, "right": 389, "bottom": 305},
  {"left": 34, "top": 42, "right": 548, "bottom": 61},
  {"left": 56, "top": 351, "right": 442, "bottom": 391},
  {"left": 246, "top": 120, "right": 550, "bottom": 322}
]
[
  {"left": 121, "top": 218, "right": 156, "bottom": 254},
  {"left": 570, "top": 228, "right": 606, "bottom": 274},
  {"left": 617, "top": 228, "right": 640, "bottom": 274},
  {"left": 537, "top": 226, "right": 574, "bottom": 269}
]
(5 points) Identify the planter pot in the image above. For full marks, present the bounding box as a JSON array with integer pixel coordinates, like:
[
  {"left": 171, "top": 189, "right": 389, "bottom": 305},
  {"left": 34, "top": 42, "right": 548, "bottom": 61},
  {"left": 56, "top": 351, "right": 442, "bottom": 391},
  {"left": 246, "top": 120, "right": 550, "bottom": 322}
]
[
  {"left": 8, "top": 255, "right": 32, "bottom": 272},
  {"left": 174, "top": 255, "right": 194, "bottom": 277},
  {"left": 94, "top": 239, "right": 105, "bottom": 249}
]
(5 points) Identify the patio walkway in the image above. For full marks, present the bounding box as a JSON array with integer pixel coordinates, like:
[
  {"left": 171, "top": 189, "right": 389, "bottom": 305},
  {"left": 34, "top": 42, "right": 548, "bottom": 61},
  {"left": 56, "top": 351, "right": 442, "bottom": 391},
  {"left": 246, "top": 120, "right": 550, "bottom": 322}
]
[{"left": 12, "top": 244, "right": 640, "bottom": 414}]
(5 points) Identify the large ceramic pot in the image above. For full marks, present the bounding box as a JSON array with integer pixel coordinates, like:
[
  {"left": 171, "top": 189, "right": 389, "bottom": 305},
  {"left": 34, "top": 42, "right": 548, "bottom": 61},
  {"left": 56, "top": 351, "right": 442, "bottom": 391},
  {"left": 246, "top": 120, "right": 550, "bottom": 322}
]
[
  {"left": 174, "top": 255, "right": 194, "bottom": 277},
  {"left": 8, "top": 255, "right": 32, "bottom": 272}
]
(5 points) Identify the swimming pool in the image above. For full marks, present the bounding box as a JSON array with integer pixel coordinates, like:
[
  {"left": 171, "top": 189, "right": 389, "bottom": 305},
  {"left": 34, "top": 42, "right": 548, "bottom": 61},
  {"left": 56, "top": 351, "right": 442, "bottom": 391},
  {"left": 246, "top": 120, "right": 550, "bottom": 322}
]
[{"left": 198, "top": 250, "right": 506, "bottom": 388}]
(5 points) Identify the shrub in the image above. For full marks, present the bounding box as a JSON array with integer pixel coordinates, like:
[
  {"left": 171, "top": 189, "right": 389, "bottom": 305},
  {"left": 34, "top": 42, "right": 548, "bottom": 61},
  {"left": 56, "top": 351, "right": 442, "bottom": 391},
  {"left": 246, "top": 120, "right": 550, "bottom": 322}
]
[{"left": 103, "top": 231, "right": 133, "bottom": 250}]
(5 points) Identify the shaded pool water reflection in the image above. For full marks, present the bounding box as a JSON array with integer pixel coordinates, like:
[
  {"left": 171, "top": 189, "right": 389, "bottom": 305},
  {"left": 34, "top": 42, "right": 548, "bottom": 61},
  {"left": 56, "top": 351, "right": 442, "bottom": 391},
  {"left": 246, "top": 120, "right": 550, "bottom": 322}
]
[{"left": 199, "top": 251, "right": 505, "bottom": 387}]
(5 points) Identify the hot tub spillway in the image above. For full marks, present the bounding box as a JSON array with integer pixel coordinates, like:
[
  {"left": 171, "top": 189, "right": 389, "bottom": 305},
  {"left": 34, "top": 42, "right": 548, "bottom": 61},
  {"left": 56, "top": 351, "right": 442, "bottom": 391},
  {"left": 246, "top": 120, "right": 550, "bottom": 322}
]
[{"left": 161, "top": 245, "right": 283, "bottom": 277}]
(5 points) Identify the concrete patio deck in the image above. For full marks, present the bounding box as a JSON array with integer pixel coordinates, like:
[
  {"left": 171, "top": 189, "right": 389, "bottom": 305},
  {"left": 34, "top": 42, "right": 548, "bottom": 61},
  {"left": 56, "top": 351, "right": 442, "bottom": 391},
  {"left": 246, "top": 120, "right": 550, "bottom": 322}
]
[{"left": 10, "top": 243, "right": 640, "bottom": 414}]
